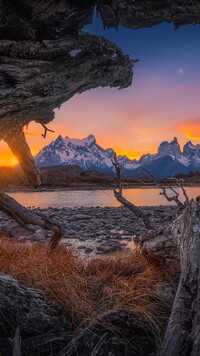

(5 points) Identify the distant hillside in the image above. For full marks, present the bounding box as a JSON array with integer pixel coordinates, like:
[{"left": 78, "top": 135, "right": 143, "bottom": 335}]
[
  {"left": 0, "top": 165, "right": 111, "bottom": 189},
  {"left": 175, "top": 171, "right": 200, "bottom": 183},
  {"left": 0, "top": 165, "right": 199, "bottom": 189},
  {"left": 35, "top": 135, "right": 200, "bottom": 178},
  {"left": 39, "top": 165, "right": 111, "bottom": 187}
]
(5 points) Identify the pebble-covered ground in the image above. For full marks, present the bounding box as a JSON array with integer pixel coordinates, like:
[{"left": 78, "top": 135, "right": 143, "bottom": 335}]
[{"left": 0, "top": 206, "right": 177, "bottom": 260}]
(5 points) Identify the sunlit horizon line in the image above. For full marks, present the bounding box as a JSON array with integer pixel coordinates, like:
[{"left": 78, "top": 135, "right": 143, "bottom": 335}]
[{"left": 1, "top": 133, "right": 200, "bottom": 167}]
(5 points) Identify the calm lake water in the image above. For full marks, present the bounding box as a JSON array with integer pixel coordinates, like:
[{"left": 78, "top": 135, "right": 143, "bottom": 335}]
[{"left": 7, "top": 187, "right": 200, "bottom": 208}]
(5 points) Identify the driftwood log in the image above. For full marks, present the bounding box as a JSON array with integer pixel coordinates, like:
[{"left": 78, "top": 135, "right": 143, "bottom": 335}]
[{"left": 159, "top": 201, "right": 200, "bottom": 355}]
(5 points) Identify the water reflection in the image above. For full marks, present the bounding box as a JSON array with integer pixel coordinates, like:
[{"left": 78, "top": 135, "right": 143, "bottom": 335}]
[{"left": 7, "top": 187, "right": 200, "bottom": 209}]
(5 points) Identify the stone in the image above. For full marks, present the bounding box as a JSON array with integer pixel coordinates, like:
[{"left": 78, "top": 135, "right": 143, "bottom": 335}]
[
  {"left": 97, "top": 242, "right": 122, "bottom": 254},
  {"left": 84, "top": 247, "right": 93, "bottom": 253},
  {"left": 74, "top": 214, "right": 91, "bottom": 221}
]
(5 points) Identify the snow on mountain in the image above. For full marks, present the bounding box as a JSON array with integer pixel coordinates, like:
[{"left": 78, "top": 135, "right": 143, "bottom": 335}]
[
  {"left": 158, "top": 137, "right": 181, "bottom": 158},
  {"left": 35, "top": 135, "right": 200, "bottom": 178},
  {"left": 36, "top": 134, "right": 117, "bottom": 174},
  {"left": 183, "top": 141, "right": 200, "bottom": 164}
]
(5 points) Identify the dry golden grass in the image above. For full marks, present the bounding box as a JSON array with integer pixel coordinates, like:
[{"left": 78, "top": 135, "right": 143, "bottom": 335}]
[{"left": 0, "top": 239, "right": 179, "bottom": 339}]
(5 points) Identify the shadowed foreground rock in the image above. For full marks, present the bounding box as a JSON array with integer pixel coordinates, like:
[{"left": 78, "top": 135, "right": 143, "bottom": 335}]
[
  {"left": 0, "top": 274, "right": 72, "bottom": 355},
  {"left": 0, "top": 275, "right": 156, "bottom": 356},
  {"left": 58, "top": 309, "right": 156, "bottom": 356}
]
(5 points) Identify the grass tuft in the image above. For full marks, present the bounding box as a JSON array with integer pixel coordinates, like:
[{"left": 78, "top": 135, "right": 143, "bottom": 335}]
[{"left": 0, "top": 239, "right": 179, "bottom": 340}]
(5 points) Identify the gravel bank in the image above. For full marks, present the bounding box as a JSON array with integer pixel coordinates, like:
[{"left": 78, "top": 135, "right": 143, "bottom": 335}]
[{"left": 0, "top": 205, "right": 177, "bottom": 260}]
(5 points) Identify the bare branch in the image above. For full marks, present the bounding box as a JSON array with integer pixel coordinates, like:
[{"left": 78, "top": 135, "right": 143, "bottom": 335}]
[
  {"left": 142, "top": 168, "right": 184, "bottom": 211},
  {"left": 0, "top": 193, "right": 63, "bottom": 252},
  {"left": 169, "top": 177, "right": 189, "bottom": 204},
  {"left": 41, "top": 124, "right": 55, "bottom": 139},
  {"left": 111, "top": 153, "right": 122, "bottom": 195},
  {"left": 112, "top": 155, "right": 154, "bottom": 230}
]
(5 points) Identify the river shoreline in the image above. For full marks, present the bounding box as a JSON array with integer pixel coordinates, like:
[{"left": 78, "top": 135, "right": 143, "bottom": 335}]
[
  {"left": 1, "top": 182, "right": 200, "bottom": 193},
  {"left": 0, "top": 205, "right": 177, "bottom": 260}
]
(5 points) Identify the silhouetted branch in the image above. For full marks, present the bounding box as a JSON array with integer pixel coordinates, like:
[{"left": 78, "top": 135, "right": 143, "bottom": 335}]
[
  {"left": 41, "top": 124, "right": 55, "bottom": 139},
  {"left": 142, "top": 168, "right": 184, "bottom": 212},
  {"left": 169, "top": 177, "right": 189, "bottom": 204}
]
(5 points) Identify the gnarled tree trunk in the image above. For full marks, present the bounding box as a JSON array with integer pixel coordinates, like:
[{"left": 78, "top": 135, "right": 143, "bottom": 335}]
[{"left": 158, "top": 201, "right": 200, "bottom": 355}]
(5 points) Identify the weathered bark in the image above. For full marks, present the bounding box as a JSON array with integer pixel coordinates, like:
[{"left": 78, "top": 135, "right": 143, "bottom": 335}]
[
  {"left": 112, "top": 155, "right": 200, "bottom": 353},
  {"left": 0, "top": 0, "right": 95, "bottom": 41},
  {"left": 97, "top": 0, "right": 200, "bottom": 30},
  {"left": 12, "top": 328, "right": 21, "bottom": 356},
  {"left": 138, "top": 201, "right": 200, "bottom": 355},
  {"left": 0, "top": 33, "right": 133, "bottom": 140},
  {"left": 140, "top": 205, "right": 189, "bottom": 259},
  {"left": 0, "top": 274, "right": 72, "bottom": 355},
  {"left": 157, "top": 201, "right": 200, "bottom": 355},
  {"left": 0, "top": 193, "right": 62, "bottom": 251}
]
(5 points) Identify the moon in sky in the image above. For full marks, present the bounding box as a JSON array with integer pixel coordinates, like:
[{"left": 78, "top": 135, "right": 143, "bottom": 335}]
[{"left": 178, "top": 67, "right": 185, "bottom": 75}]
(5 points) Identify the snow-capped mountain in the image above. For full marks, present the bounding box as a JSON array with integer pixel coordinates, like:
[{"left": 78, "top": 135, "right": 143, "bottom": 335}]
[
  {"left": 35, "top": 135, "right": 200, "bottom": 178},
  {"left": 35, "top": 134, "right": 137, "bottom": 174}
]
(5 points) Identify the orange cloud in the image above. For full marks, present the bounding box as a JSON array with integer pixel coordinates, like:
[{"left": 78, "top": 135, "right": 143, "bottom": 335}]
[
  {"left": 176, "top": 118, "right": 200, "bottom": 142},
  {"left": 185, "top": 133, "right": 200, "bottom": 141}
]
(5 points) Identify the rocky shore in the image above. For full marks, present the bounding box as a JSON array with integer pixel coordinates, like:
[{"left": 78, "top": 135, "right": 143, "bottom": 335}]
[{"left": 0, "top": 205, "right": 177, "bottom": 259}]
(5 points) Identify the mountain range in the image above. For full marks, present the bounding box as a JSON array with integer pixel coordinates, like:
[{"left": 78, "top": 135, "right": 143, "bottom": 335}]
[{"left": 35, "top": 135, "right": 200, "bottom": 178}]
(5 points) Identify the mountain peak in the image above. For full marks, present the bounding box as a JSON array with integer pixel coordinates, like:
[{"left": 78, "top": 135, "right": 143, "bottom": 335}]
[
  {"left": 56, "top": 135, "right": 64, "bottom": 141},
  {"left": 85, "top": 134, "right": 96, "bottom": 143},
  {"left": 171, "top": 137, "right": 178, "bottom": 144},
  {"left": 158, "top": 137, "right": 181, "bottom": 158},
  {"left": 62, "top": 134, "right": 96, "bottom": 145}
]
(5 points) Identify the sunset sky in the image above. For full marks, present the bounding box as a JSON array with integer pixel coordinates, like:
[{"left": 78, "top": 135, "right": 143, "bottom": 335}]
[{"left": 1, "top": 15, "right": 200, "bottom": 166}]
